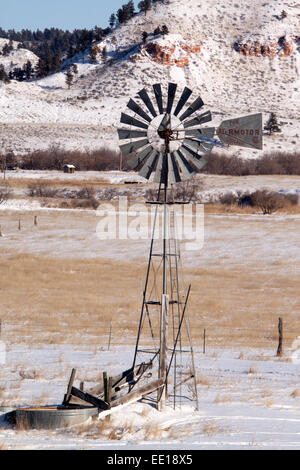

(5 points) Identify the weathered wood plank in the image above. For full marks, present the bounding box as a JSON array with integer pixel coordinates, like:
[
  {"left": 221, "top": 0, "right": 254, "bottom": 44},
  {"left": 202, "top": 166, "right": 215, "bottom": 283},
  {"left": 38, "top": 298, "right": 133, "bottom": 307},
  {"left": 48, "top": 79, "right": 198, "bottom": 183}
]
[
  {"left": 88, "top": 361, "right": 153, "bottom": 396},
  {"left": 70, "top": 387, "right": 110, "bottom": 410},
  {"left": 111, "top": 378, "right": 164, "bottom": 408},
  {"left": 62, "top": 368, "right": 76, "bottom": 405}
]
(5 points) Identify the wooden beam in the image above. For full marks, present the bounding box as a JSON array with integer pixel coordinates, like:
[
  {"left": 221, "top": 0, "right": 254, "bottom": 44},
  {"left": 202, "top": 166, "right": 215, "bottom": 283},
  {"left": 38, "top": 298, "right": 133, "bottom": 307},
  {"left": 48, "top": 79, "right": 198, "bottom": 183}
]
[
  {"left": 88, "top": 361, "right": 153, "bottom": 396},
  {"left": 63, "top": 368, "right": 76, "bottom": 405},
  {"left": 111, "top": 378, "right": 164, "bottom": 408},
  {"left": 70, "top": 387, "right": 110, "bottom": 410}
]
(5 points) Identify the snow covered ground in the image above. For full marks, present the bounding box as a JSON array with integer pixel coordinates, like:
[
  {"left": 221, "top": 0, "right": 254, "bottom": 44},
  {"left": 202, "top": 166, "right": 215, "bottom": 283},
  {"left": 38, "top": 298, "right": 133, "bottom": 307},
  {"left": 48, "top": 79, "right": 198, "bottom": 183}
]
[{"left": 1, "top": 345, "right": 300, "bottom": 449}]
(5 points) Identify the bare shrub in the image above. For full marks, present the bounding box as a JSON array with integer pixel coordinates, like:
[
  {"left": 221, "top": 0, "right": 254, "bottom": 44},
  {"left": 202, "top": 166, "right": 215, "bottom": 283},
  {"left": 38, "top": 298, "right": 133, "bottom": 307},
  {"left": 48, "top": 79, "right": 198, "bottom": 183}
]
[
  {"left": 0, "top": 183, "right": 12, "bottom": 204},
  {"left": 19, "top": 369, "right": 39, "bottom": 380},
  {"left": 219, "top": 192, "right": 238, "bottom": 205},
  {"left": 20, "top": 146, "right": 121, "bottom": 171},
  {"left": 251, "top": 190, "right": 287, "bottom": 214},
  {"left": 76, "top": 186, "right": 95, "bottom": 199},
  {"left": 27, "top": 182, "right": 58, "bottom": 198},
  {"left": 70, "top": 198, "right": 98, "bottom": 209},
  {"left": 145, "top": 180, "right": 202, "bottom": 202}
]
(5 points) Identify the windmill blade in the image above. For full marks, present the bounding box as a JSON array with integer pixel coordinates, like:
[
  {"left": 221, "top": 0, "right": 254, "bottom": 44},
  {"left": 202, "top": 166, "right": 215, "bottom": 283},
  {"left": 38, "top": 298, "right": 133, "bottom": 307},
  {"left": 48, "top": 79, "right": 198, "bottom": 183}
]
[
  {"left": 117, "top": 129, "right": 148, "bottom": 140},
  {"left": 183, "top": 138, "right": 213, "bottom": 155},
  {"left": 179, "top": 96, "right": 204, "bottom": 122},
  {"left": 183, "top": 111, "right": 212, "bottom": 128},
  {"left": 139, "top": 150, "right": 159, "bottom": 179},
  {"left": 121, "top": 112, "right": 148, "bottom": 130},
  {"left": 174, "top": 150, "right": 196, "bottom": 179},
  {"left": 180, "top": 144, "right": 207, "bottom": 170},
  {"left": 153, "top": 83, "right": 164, "bottom": 114},
  {"left": 119, "top": 139, "right": 149, "bottom": 157},
  {"left": 173, "top": 87, "right": 193, "bottom": 117},
  {"left": 217, "top": 113, "right": 263, "bottom": 150},
  {"left": 127, "top": 145, "right": 153, "bottom": 170},
  {"left": 166, "top": 83, "right": 177, "bottom": 114},
  {"left": 158, "top": 113, "right": 171, "bottom": 132},
  {"left": 127, "top": 98, "right": 152, "bottom": 123},
  {"left": 184, "top": 127, "right": 224, "bottom": 148},
  {"left": 184, "top": 127, "right": 215, "bottom": 139},
  {"left": 138, "top": 88, "right": 157, "bottom": 118},
  {"left": 153, "top": 153, "right": 163, "bottom": 183},
  {"left": 168, "top": 153, "right": 181, "bottom": 183}
]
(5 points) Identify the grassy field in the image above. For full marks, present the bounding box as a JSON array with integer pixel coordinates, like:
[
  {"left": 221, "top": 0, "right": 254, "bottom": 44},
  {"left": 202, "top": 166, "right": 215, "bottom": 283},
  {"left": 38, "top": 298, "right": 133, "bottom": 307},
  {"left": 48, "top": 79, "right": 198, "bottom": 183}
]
[{"left": 0, "top": 207, "right": 299, "bottom": 352}]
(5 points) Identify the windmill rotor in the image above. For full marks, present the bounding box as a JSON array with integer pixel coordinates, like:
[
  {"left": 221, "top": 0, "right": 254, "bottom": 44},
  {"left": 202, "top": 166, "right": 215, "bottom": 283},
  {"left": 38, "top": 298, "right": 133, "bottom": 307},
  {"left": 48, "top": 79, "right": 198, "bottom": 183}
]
[
  {"left": 118, "top": 83, "right": 263, "bottom": 185},
  {"left": 118, "top": 83, "right": 218, "bottom": 185}
]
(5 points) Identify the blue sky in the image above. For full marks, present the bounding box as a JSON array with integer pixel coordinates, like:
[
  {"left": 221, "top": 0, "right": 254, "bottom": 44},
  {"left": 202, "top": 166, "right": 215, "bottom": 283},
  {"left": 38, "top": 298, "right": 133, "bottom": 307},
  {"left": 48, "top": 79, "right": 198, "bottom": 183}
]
[{"left": 0, "top": 0, "right": 139, "bottom": 31}]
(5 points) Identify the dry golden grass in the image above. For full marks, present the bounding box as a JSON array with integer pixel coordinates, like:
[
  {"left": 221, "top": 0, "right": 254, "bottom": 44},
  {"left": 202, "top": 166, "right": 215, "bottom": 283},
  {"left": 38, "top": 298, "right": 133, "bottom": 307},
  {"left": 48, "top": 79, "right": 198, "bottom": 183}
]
[
  {"left": 0, "top": 205, "right": 299, "bottom": 350},
  {"left": 0, "top": 442, "right": 7, "bottom": 450},
  {"left": 203, "top": 203, "right": 300, "bottom": 215},
  {"left": 290, "top": 389, "right": 300, "bottom": 398},
  {"left": 262, "top": 388, "right": 273, "bottom": 398},
  {"left": 0, "top": 251, "right": 299, "bottom": 349},
  {"left": 202, "top": 420, "right": 227, "bottom": 436},
  {"left": 196, "top": 374, "right": 212, "bottom": 387},
  {"left": 214, "top": 394, "right": 232, "bottom": 404},
  {"left": 247, "top": 366, "right": 258, "bottom": 375}
]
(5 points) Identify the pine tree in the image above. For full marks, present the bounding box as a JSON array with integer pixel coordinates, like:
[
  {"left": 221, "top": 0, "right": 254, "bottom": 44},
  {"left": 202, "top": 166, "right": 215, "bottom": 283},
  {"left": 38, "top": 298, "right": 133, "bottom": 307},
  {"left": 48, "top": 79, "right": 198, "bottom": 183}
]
[
  {"left": 126, "top": 0, "right": 135, "bottom": 17},
  {"left": 142, "top": 31, "right": 148, "bottom": 43},
  {"left": 0, "top": 65, "right": 10, "bottom": 83},
  {"left": 94, "top": 26, "right": 103, "bottom": 41},
  {"left": 71, "top": 63, "right": 78, "bottom": 75},
  {"left": 138, "top": 0, "right": 151, "bottom": 15},
  {"left": 264, "top": 113, "right": 281, "bottom": 135},
  {"left": 65, "top": 68, "right": 74, "bottom": 89},
  {"left": 161, "top": 25, "right": 169, "bottom": 37},
  {"left": 154, "top": 26, "right": 161, "bottom": 36},
  {"left": 24, "top": 60, "right": 33, "bottom": 80},
  {"left": 109, "top": 14, "right": 116, "bottom": 29}
]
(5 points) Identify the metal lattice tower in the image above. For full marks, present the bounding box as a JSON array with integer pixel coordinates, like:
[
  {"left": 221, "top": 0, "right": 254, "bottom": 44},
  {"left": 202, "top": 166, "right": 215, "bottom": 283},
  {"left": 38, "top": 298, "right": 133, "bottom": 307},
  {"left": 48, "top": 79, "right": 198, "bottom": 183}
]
[{"left": 118, "top": 83, "right": 263, "bottom": 410}]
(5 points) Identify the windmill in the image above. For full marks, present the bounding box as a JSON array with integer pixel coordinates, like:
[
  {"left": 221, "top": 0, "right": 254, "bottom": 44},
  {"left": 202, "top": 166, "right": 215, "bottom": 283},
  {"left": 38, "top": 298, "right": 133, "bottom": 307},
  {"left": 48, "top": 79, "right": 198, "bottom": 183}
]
[{"left": 117, "top": 82, "right": 263, "bottom": 411}]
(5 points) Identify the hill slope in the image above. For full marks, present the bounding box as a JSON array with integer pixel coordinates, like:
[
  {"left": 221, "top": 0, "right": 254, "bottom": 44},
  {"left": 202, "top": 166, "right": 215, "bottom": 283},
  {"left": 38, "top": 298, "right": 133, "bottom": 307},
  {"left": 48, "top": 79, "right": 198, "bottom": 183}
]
[{"left": 0, "top": 0, "right": 299, "bottom": 156}]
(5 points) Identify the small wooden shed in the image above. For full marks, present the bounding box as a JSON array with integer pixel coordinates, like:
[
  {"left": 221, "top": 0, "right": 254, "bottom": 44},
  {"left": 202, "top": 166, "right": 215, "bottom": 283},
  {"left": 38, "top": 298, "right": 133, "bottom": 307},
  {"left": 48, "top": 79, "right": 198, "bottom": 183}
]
[{"left": 63, "top": 164, "right": 75, "bottom": 174}]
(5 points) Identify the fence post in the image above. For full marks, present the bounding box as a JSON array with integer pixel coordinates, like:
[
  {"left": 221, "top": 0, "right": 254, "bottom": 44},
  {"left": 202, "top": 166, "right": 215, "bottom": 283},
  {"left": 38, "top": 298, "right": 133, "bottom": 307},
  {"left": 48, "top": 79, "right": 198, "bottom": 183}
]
[
  {"left": 203, "top": 329, "right": 206, "bottom": 354},
  {"left": 277, "top": 317, "right": 283, "bottom": 357}
]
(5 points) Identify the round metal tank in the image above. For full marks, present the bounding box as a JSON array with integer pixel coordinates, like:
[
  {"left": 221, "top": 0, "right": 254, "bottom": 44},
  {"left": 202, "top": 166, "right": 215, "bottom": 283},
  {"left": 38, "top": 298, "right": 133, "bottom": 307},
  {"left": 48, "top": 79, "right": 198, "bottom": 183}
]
[
  {"left": 0, "top": 406, "right": 16, "bottom": 424},
  {"left": 14, "top": 405, "right": 98, "bottom": 430}
]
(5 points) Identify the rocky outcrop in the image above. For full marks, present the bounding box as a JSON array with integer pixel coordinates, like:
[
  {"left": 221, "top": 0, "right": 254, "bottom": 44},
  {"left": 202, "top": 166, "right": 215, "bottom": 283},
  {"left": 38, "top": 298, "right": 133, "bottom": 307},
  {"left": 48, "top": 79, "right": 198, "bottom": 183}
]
[
  {"left": 129, "top": 42, "right": 200, "bottom": 67},
  {"left": 234, "top": 36, "right": 295, "bottom": 57}
]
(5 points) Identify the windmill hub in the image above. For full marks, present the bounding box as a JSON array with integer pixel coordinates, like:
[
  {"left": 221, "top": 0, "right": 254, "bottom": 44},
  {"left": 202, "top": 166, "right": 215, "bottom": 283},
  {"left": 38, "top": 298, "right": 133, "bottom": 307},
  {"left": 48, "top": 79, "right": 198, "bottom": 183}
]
[
  {"left": 157, "top": 127, "right": 173, "bottom": 141},
  {"left": 146, "top": 113, "right": 184, "bottom": 153}
]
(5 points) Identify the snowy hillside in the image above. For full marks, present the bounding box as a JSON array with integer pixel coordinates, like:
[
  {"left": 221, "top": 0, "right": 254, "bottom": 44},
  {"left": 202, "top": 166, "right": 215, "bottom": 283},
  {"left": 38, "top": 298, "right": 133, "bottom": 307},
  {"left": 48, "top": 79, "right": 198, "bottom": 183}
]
[
  {"left": 0, "top": 0, "right": 299, "bottom": 156},
  {"left": 0, "top": 38, "right": 39, "bottom": 72}
]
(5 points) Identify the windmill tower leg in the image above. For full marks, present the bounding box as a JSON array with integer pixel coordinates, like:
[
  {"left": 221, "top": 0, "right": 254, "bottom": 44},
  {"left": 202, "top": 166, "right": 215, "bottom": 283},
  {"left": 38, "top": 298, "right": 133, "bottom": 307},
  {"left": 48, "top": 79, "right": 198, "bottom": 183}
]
[{"left": 158, "top": 293, "right": 169, "bottom": 411}]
